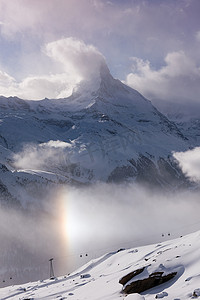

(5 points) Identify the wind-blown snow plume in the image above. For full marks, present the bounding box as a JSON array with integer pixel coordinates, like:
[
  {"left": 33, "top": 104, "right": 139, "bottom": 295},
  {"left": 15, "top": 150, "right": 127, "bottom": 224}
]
[
  {"left": 173, "top": 147, "right": 200, "bottom": 182},
  {"left": 45, "top": 37, "right": 105, "bottom": 82}
]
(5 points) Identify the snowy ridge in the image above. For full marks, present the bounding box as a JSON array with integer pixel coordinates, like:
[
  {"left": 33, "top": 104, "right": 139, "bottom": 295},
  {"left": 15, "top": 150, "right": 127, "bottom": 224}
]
[{"left": 1, "top": 230, "right": 200, "bottom": 299}]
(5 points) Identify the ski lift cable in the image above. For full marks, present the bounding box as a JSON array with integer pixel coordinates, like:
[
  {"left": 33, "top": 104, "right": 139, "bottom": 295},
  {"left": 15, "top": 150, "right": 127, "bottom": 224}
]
[
  {"left": 29, "top": 218, "right": 200, "bottom": 266},
  {"left": 34, "top": 218, "right": 200, "bottom": 268}
]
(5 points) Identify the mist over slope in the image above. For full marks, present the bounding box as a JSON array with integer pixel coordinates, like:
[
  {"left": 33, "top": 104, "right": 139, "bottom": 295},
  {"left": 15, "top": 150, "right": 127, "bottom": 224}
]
[{"left": 0, "top": 183, "right": 200, "bottom": 288}]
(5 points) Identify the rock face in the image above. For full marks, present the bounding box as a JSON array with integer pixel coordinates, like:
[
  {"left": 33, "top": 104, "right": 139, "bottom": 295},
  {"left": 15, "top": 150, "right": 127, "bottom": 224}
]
[
  {"left": 193, "top": 288, "right": 200, "bottom": 298},
  {"left": 119, "top": 267, "right": 177, "bottom": 294},
  {"left": 119, "top": 267, "right": 145, "bottom": 286}
]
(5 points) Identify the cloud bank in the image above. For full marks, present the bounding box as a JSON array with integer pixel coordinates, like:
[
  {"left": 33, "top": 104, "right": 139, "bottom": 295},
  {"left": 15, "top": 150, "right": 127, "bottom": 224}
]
[
  {"left": 13, "top": 140, "right": 72, "bottom": 170},
  {"left": 173, "top": 147, "right": 200, "bottom": 183},
  {"left": 1, "top": 182, "right": 200, "bottom": 286},
  {"left": 63, "top": 183, "right": 200, "bottom": 254},
  {"left": 126, "top": 51, "right": 200, "bottom": 104},
  {"left": 0, "top": 38, "right": 105, "bottom": 100},
  {"left": 46, "top": 38, "right": 105, "bottom": 81}
]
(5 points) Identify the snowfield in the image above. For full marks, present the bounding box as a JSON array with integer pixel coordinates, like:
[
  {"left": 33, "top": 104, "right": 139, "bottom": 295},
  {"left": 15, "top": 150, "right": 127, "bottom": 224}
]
[{"left": 1, "top": 230, "right": 200, "bottom": 300}]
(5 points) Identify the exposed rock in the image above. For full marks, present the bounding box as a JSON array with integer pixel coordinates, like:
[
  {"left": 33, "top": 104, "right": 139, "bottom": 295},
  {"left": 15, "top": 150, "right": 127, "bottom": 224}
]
[
  {"left": 193, "top": 288, "right": 200, "bottom": 297},
  {"left": 107, "top": 165, "right": 137, "bottom": 183},
  {"left": 80, "top": 274, "right": 91, "bottom": 279},
  {"left": 119, "top": 267, "right": 177, "bottom": 294},
  {"left": 119, "top": 267, "right": 145, "bottom": 286},
  {"left": 155, "top": 291, "right": 168, "bottom": 298}
]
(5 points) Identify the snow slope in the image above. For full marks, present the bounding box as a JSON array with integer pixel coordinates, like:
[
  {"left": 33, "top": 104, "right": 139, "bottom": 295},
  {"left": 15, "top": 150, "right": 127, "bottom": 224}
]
[
  {"left": 152, "top": 100, "right": 200, "bottom": 147},
  {"left": 1, "top": 230, "right": 200, "bottom": 300}
]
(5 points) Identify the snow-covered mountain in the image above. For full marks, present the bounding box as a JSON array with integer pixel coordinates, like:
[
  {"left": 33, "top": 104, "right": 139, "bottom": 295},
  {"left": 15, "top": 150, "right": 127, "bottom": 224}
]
[
  {"left": 0, "top": 62, "right": 193, "bottom": 204},
  {"left": 151, "top": 100, "right": 200, "bottom": 147},
  {"left": 1, "top": 230, "right": 200, "bottom": 300}
]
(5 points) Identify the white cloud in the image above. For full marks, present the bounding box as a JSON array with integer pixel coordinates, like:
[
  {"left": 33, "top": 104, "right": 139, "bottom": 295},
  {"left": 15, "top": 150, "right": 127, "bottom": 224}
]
[
  {"left": 126, "top": 51, "right": 200, "bottom": 103},
  {"left": 173, "top": 147, "right": 200, "bottom": 182},
  {"left": 0, "top": 0, "right": 115, "bottom": 39},
  {"left": 0, "top": 71, "right": 74, "bottom": 100},
  {"left": 18, "top": 73, "right": 75, "bottom": 100},
  {"left": 45, "top": 37, "right": 105, "bottom": 81},
  {"left": 0, "top": 70, "right": 18, "bottom": 96},
  {"left": 0, "top": 70, "right": 15, "bottom": 86},
  {"left": 0, "top": 38, "right": 105, "bottom": 100},
  {"left": 0, "top": 1, "right": 200, "bottom": 103},
  {"left": 13, "top": 140, "right": 72, "bottom": 171},
  {"left": 2, "top": 182, "right": 200, "bottom": 284},
  {"left": 61, "top": 183, "right": 200, "bottom": 252}
]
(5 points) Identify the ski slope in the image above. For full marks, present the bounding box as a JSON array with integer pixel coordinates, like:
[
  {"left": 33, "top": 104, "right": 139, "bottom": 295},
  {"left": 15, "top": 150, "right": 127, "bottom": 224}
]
[{"left": 1, "top": 230, "right": 200, "bottom": 300}]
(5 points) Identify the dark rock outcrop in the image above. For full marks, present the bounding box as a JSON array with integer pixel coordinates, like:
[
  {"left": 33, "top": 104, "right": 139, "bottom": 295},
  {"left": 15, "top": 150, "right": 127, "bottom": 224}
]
[
  {"left": 119, "top": 267, "right": 145, "bottom": 286},
  {"left": 119, "top": 267, "right": 177, "bottom": 294}
]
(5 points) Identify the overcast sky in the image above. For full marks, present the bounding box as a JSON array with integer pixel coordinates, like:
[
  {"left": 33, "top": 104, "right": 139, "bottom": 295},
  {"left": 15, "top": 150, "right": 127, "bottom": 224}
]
[{"left": 0, "top": 0, "right": 200, "bottom": 102}]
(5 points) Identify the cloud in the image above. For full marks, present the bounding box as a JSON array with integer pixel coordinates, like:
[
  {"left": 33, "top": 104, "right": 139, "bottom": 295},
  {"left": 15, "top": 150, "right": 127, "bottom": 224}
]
[
  {"left": 0, "top": 0, "right": 114, "bottom": 39},
  {"left": 18, "top": 73, "right": 75, "bottom": 99},
  {"left": 0, "top": 197, "right": 70, "bottom": 285},
  {"left": 0, "top": 70, "right": 16, "bottom": 86},
  {"left": 1, "top": 0, "right": 199, "bottom": 65},
  {"left": 13, "top": 140, "right": 73, "bottom": 170},
  {"left": 0, "top": 1, "right": 200, "bottom": 101},
  {"left": 195, "top": 30, "right": 200, "bottom": 42},
  {"left": 2, "top": 181, "right": 200, "bottom": 285},
  {"left": 0, "top": 70, "right": 18, "bottom": 96},
  {"left": 173, "top": 147, "right": 200, "bottom": 182},
  {"left": 125, "top": 51, "right": 200, "bottom": 104},
  {"left": 60, "top": 183, "right": 200, "bottom": 255},
  {"left": 45, "top": 37, "right": 105, "bottom": 81},
  {"left": 0, "top": 38, "right": 105, "bottom": 100},
  {"left": 0, "top": 71, "right": 74, "bottom": 100}
]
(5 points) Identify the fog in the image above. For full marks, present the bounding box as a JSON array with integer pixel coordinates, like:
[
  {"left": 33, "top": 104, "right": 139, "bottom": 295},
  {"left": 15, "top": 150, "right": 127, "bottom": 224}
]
[
  {"left": 0, "top": 183, "right": 200, "bottom": 287},
  {"left": 173, "top": 147, "right": 200, "bottom": 183}
]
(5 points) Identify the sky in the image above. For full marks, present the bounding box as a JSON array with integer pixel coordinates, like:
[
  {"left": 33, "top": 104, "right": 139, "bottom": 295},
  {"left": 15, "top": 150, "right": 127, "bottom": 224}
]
[{"left": 0, "top": 0, "right": 200, "bottom": 103}]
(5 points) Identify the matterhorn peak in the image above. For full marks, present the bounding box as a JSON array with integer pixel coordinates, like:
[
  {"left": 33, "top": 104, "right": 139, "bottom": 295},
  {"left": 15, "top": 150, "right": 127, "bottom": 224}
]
[
  {"left": 99, "top": 61, "right": 112, "bottom": 79},
  {"left": 71, "top": 61, "right": 112, "bottom": 97},
  {"left": 67, "top": 58, "right": 152, "bottom": 112}
]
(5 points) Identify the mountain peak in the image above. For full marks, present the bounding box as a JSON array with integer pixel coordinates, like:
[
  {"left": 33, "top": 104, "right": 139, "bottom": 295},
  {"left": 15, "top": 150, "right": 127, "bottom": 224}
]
[
  {"left": 99, "top": 61, "right": 112, "bottom": 80},
  {"left": 71, "top": 61, "right": 112, "bottom": 97},
  {"left": 69, "top": 61, "right": 147, "bottom": 110}
]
